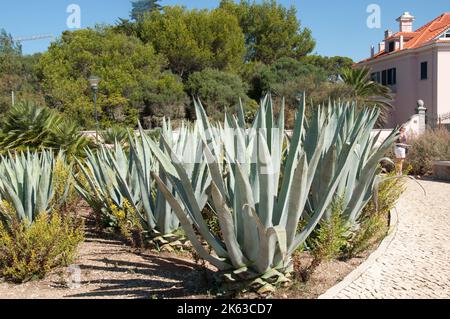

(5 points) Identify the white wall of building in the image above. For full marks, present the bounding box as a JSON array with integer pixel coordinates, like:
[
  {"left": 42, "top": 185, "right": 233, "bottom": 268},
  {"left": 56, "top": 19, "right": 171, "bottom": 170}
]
[
  {"left": 360, "top": 44, "right": 450, "bottom": 128},
  {"left": 437, "top": 46, "right": 450, "bottom": 123}
]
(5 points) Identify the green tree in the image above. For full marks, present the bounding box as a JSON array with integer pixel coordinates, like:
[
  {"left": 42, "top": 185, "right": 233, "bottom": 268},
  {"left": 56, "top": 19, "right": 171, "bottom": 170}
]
[
  {"left": 0, "top": 29, "right": 22, "bottom": 57},
  {"left": 114, "top": 18, "right": 138, "bottom": 37},
  {"left": 301, "top": 55, "right": 354, "bottom": 77},
  {"left": 137, "top": 6, "right": 246, "bottom": 78},
  {"left": 243, "top": 57, "right": 328, "bottom": 101},
  {"left": 36, "top": 27, "right": 187, "bottom": 129},
  {"left": 241, "top": 57, "right": 348, "bottom": 125},
  {"left": 219, "top": 0, "right": 315, "bottom": 63},
  {"left": 186, "top": 68, "right": 256, "bottom": 121},
  {"left": 131, "top": 0, "right": 162, "bottom": 21},
  {"left": 0, "top": 29, "right": 43, "bottom": 115},
  {"left": 341, "top": 67, "right": 393, "bottom": 127}
]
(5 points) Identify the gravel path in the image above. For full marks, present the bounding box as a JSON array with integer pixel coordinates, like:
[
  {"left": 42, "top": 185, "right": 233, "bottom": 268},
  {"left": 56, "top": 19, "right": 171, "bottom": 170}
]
[{"left": 332, "top": 179, "right": 450, "bottom": 299}]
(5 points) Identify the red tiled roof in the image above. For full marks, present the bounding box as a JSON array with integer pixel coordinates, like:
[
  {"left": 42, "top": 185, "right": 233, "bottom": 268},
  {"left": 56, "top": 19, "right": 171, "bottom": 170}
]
[
  {"left": 360, "top": 13, "right": 450, "bottom": 63},
  {"left": 386, "top": 32, "right": 418, "bottom": 40}
]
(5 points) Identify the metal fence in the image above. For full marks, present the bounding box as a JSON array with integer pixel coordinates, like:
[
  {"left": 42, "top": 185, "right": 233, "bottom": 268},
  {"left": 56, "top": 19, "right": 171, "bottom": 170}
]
[
  {"left": 426, "top": 112, "right": 450, "bottom": 131},
  {"left": 443, "top": 124, "right": 450, "bottom": 132}
]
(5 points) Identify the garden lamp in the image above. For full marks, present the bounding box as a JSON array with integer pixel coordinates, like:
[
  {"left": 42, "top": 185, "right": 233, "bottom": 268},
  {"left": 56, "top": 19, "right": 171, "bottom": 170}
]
[{"left": 88, "top": 75, "right": 100, "bottom": 143}]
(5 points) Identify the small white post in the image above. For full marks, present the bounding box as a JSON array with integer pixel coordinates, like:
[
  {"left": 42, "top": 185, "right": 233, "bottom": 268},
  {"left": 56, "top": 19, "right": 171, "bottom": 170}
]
[{"left": 11, "top": 90, "right": 15, "bottom": 106}]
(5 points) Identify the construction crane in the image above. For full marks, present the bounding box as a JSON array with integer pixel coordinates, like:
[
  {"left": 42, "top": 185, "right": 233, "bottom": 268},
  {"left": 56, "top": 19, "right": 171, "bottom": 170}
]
[
  {"left": 10, "top": 34, "right": 55, "bottom": 106},
  {"left": 13, "top": 34, "right": 55, "bottom": 43}
]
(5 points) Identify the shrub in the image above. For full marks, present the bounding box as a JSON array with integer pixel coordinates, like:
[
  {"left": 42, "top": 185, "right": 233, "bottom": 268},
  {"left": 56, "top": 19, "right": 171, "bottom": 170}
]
[
  {"left": 345, "top": 212, "right": 387, "bottom": 259},
  {"left": 240, "top": 58, "right": 345, "bottom": 127},
  {"left": 0, "top": 151, "right": 84, "bottom": 283},
  {"left": 0, "top": 208, "right": 84, "bottom": 283},
  {"left": 302, "top": 198, "right": 348, "bottom": 281},
  {"left": 109, "top": 198, "right": 144, "bottom": 248},
  {"left": 406, "top": 128, "right": 450, "bottom": 176},
  {"left": 371, "top": 174, "right": 406, "bottom": 216},
  {"left": 53, "top": 154, "right": 79, "bottom": 212},
  {"left": 345, "top": 173, "right": 405, "bottom": 258}
]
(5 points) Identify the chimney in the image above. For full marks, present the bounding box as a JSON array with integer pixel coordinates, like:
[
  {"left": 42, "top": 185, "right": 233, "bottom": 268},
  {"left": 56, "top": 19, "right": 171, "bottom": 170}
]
[
  {"left": 371, "top": 45, "right": 375, "bottom": 57},
  {"left": 397, "top": 12, "right": 415, "bottom": 32},
  {"left": 385, "top": 29, "right": 393, "bottom": 39},
  {"left": 400, "top": 35, "right": 404, "bottom": 50},
  {"left": 379, "top": 41, "right": 385, "bottom": 52}
]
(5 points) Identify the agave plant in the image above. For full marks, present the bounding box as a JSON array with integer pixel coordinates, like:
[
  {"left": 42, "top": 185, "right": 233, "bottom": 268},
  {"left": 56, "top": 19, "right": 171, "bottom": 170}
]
[
  {"left": 75, "top": 144, "right": 142, "bottom": 228},
  {"left": 0, "top": 150, "right": 57, "bottom": 227},
  {"left": 75, "top": 120, "right": 210, "bottom": 249},
  {"left": 305, "top": 102, "right": 398, "bottom": 227},
  {"left": 119, "top": 124, "right": 181, "bottom": 237},
  {"left": 147, "top": 94, "right": 381, "bottom": 293}
]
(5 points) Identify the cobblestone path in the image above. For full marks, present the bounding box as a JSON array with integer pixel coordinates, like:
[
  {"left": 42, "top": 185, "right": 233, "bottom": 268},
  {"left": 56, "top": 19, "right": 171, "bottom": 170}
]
[{"left": 332, "top": 179, "right": 450, "bottom": 299}]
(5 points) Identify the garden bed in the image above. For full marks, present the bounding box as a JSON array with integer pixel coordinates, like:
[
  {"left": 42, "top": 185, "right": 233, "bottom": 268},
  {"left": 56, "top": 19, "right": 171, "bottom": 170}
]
[
  {"left": 0, "top": 205, "right": 384, "bottom": 299},
  {"left": 0, "top": 205, "right": 212, "bottom": 299}
]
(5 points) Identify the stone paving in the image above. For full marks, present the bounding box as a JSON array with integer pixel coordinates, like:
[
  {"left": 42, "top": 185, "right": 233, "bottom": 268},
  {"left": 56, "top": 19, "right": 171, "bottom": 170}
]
[{"left": 332, "top": 179, "right": 450, "bottom": 299}]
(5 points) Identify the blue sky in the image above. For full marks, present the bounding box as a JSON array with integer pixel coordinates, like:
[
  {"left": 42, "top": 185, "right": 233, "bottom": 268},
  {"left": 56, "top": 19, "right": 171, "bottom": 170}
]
[{"left": 0, "top": 0, "right": 449, "bottom": 61}]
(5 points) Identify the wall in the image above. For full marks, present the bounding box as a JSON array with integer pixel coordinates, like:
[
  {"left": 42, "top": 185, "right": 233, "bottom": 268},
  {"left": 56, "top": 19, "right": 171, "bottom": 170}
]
[
  {"left": 361, "top": 46, "right": 438, "bottom": 128},
  {"left": 371, "top": 112, "right": 424, "bottom": 147},
  {"left": 404, "top": 113, "right": 421, "bottom": 137},
  {"left": 437, "top": 46, "right": 450, "bottom": 124}
]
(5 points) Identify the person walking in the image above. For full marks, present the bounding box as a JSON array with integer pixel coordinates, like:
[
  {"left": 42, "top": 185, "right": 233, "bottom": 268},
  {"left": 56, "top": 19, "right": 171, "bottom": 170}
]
[{"left": 394, "top": 127, "right": 409, "bottom": 176}]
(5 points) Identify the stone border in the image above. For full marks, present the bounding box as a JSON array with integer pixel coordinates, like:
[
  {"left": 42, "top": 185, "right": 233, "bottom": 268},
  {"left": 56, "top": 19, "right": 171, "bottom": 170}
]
[{"left": 318, "top": 206, "right": 400, "bottom": 299}]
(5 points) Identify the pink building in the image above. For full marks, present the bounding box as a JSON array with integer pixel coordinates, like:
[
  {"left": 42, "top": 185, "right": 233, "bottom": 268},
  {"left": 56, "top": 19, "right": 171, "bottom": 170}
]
[{"left": 358, "top": 12, "right": 450, "bottom": 127}]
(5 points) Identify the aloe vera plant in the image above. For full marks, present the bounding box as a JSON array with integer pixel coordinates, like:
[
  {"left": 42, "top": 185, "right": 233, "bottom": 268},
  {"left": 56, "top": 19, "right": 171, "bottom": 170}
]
[
  {"left": 0, "top": 150, "right": 56, "bottom": 226},
  {"left": 148, "top": 95, "right": 376, "bottom": 292}
]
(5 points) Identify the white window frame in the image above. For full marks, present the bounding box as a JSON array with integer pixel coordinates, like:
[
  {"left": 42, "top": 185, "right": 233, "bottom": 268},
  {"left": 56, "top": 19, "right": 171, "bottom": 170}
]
[{"left": 438, "top": 28, "right": 450, "bottom": 39}]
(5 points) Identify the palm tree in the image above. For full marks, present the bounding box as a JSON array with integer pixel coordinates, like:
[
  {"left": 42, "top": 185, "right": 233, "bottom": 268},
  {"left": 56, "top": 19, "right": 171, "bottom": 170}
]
[
  {"left": 0, "top": 101, "right": 92, "bottom": 159},
  {"left": 341, "top": 67, "right": 394, "bottom": 127}
]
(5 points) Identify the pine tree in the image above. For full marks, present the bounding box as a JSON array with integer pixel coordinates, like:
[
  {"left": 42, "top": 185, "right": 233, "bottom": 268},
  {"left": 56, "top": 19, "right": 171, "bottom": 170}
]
[
  {"left": 0, "top": 29, "right": 22, "bottom": 56},
  {"left": 130, "top": 0, "right": 162, "bottom": 21}
]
